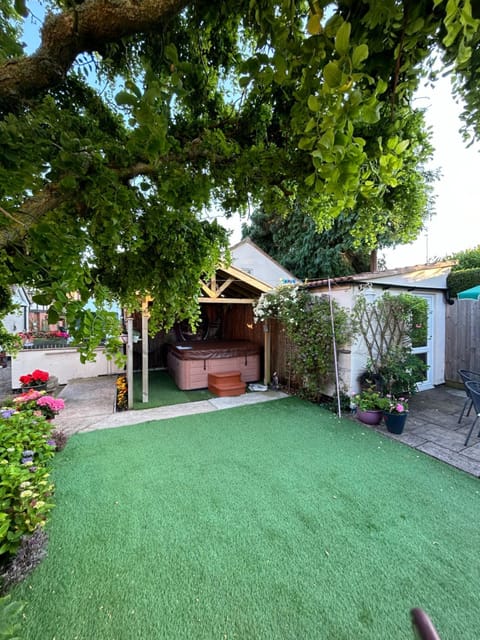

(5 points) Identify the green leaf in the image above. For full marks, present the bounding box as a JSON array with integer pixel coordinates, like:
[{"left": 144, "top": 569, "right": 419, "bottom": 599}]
[
  {"left": 323, "top": 62, "right": 342, "bottom": 88},
  {"left": 307, "top": 95, "right": 320, "bottom": 112},
  {"left": 32, "top": 294, "right": 52, "bottom": 305},
  {"left": 14, "top": 0, "right": 28, "bottom": 17},
  {"left": 335, "top": 21, "right": 351, "bottom": 56},
  {"left": 405, "top": 17, "right": 425, "bottom": 35},
  {"left": 298, "top": 136, "right": 315, "bottom": 150},
  {"left": 59, "top": 175, "right": 77, "bottom": 190},
  {"left": 115, "top": 91, "right": 138, "bottom": 107},
  {"left": 164, "top": 43, "right": 179, "bottom": 65},
  {"left": 352, "top": 44, "right": 369, "bottom": 67},
  {"left": 395, "top": 139, "right": 410, "bottom": 154},
  {"left": 48, "top": 308, "right": 59, "bottom": 324},
  {"left": 307, "top": 14, "right": 322, "bottom": 35}
]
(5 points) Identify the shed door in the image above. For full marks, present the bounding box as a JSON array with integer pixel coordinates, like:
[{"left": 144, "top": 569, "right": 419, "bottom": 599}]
[{"left": 411, "top": 294, "right": 434, "bottom": 391}]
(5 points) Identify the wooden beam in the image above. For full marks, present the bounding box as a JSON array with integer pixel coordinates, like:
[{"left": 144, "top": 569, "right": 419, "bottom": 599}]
[
  {"left": 198, "top": 297, "right": 256, "bottom": 304},
  {"left": 264, "top": 320, "right": 271, "bottom": 386},
  {"left": 200, "top": 277, "right": 235, "bottom": 299},
  {"left": 201, "top": 282, "right": 217, "bottom": 298},
  {"left": 141, "top": 297, "right": 149, "bottom": 403},
  {"left": 126, "top": 316, "right": 134, "bottom": 409},
  {"left": 216, "top": 277, "right": 234, "bottom": 297}
]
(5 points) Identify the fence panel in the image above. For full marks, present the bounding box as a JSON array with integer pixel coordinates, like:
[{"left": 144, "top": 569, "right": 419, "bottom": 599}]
[{"left": 445, "top": 300, "right": 480, "bottom": 383}]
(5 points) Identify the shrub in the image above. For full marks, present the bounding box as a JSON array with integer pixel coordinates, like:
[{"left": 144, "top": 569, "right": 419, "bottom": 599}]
[
  {"left": 1, "top": 528, "right": 48, "bottom": 592},
  {"left": 10, "top": 390, "right": 65, "bottom": 421},
  {"left": 447, "top": 268, "right": 480, "bottom": 298},
  {"left": 254, "top": 285, "right": 355, "bottom": 401},
  {"left": 0, "top": 411, "right": 56, "bottom": 558}
]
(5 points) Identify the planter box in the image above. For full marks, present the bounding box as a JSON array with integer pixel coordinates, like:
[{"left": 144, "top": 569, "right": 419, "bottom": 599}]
[{"left": 11, "top": 347, "right": 123, "bottom": 389}]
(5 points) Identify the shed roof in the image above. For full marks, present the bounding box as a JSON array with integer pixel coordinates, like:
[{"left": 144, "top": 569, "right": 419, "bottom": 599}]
[{"left": 302, "top": 261, "right": 455, "bottom": 292}]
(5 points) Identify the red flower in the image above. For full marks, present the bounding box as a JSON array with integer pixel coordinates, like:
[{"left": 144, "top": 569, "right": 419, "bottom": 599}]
[
  {"left": 31, "top": 369, "right": 49, "bottom": 383},
  {"left": 19, "top": 370, "right": 50, "bottom": 387}
]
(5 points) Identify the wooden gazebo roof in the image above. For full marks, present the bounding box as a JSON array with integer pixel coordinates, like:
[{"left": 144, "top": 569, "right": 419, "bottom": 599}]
[{"left": 199, "top": 264, "right": 272, "bottom": 304}]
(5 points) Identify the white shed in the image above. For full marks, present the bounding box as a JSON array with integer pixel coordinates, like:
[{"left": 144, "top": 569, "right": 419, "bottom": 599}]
[
  {"left": 230, "top": 238, "right": 298, "bottom": 288},
  {"left": 304, "top": 261, "right": 455, "bottom": 395}
]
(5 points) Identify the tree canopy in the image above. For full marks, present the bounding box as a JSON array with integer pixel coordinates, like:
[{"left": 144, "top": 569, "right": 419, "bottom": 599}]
[
  {"left": 243, "top": 206, "right": 373, "bottom": 280},
  {"left": 0, "top": 0, "right": 478, "bottom": 358}
]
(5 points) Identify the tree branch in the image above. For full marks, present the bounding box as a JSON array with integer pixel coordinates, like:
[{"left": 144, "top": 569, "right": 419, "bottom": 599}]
[{"left": 0, "top": 0, "right": 190, "bottom": 109}]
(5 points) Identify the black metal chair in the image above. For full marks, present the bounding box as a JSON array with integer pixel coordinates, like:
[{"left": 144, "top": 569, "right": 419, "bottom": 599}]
[
  {"left": 463, "top": 381, "right": 480, "bottom": 446},
  {"left": 411, "top": 608, "right": 442, "bottom": 639},
  {"left": 457, "top": 369, "right": 480, "bottom": 424}
]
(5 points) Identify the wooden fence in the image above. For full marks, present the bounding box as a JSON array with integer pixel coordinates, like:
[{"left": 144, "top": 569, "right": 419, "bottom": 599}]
[{"left": 445, "top": 299, "right": 480, "bottom": 384}]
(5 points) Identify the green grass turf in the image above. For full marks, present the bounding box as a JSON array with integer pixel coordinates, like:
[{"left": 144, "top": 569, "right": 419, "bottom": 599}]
[
  {"left": 12, "top": 397, "right": 480, "bottom": 639},
  {"left": 132, "top": 369, "right": 213, "bottom": 409}
]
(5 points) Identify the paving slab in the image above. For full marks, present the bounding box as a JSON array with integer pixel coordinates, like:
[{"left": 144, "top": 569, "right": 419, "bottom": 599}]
[{"left": 53, "top": 376, "right": 289, "bottom": 436}]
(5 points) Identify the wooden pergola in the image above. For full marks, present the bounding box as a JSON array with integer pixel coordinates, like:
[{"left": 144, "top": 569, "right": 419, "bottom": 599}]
[{"left": 125, "top": 264, "right": 273, "bottom": 408}]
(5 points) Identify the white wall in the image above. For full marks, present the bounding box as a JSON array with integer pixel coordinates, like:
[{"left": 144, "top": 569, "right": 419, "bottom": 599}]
[
  {"left": 311, "top": 284, "right": 447, "bottom": 396},
  {"left": 231, "top": 241, "right": 297, "bottom": 288},
  {"left": 11, "top": 347, "right": 124, "bottom": 389}
]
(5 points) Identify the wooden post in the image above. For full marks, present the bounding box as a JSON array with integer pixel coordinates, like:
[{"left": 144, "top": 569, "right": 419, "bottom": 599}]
[
  {"left": 126, "top": 316, "right": 134, "bottom": 409},
  {"left": 141, "top": 298, "right": 150, "bottom": 403},
  {"left": 263, "top": 319, "right": 271, "bottom": 386}
]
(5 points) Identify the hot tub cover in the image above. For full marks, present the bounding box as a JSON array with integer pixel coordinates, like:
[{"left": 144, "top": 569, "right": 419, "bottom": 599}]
[{"left": 168, "top": 340, "right": 261, "bottom": 360}]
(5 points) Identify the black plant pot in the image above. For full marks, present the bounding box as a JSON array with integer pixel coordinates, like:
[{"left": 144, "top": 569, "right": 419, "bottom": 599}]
[{"left": 383, "top": 412, "right": 408, "bottom": 434}]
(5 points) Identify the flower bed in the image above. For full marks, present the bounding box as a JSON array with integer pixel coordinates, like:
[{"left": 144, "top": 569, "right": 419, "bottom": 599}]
[
  {"left": 0, "top": 386, "right": 66, "bottom": 562},
  {"left": 0, "top": 411, "right": 57, "bottom": 558}
]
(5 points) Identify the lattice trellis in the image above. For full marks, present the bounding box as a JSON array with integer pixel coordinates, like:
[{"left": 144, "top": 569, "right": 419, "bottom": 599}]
[{"left": 354, "top": 293, "right": 413, "bottom": 371}]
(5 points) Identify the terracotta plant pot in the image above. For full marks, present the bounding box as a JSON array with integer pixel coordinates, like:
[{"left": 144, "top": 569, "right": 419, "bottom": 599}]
[
  {"left": 356, "top": 409, "right": 383, "bottom": 425},
  {"left": 383, "top": 411, "right": 408, "bottom": 434}
]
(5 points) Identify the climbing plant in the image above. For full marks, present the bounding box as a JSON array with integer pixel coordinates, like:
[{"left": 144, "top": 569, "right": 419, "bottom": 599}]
[
  {"left": 254, "top": 285, "right": 355, "bottom": 400},
  {"left": 353, "top": 292, "right": 429, "bottom": 395}
]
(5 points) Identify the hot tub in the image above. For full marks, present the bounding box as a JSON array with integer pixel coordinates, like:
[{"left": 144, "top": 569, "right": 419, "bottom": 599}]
[{"left": 167, "top": 340, "right": 261, "bottom": 390}]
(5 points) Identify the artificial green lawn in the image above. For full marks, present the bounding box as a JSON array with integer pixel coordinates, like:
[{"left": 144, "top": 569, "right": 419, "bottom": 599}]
[
  {"left": 13, "top": 397, "right": 480, "bottom": 639},
  {"left": 132, "top": 369, "right": 214, "bottom": 409}
]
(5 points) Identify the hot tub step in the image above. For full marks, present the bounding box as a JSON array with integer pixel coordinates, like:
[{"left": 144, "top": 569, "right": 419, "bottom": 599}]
[{"left": 208, "top": 371, "right": 246, "bottom": 397}]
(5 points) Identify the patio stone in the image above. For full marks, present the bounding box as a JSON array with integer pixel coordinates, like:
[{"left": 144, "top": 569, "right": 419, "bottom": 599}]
[
  {"left": 460, "top": 442, "right": 480, "bottom": 463},
  {"left": 356, "top": 385, "right": 480, "bottom": 477},
  {"left": 415, "top": 441, "right": 480, "bottom": 477},
  {"left": 405, "top": 425, "right": 468, "bottom": 452}
]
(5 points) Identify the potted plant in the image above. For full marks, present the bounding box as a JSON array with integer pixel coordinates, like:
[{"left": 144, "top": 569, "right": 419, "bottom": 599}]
[
  {"left": 377, "top": 346, "right": 428, "bottom": 397},
  {"left": 19, "top": 369, "right": 49, "bottom": 391},
  {"left": 383, "top": 395, "right": 409, "bottom": 434},
  {"left": 352, "top": 388, "right": 389, "bottom": 425}
]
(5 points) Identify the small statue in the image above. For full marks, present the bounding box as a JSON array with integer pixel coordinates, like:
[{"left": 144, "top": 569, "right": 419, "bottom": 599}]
[{"left": 271, "top": 371, "right": 279, "bottom": 390}]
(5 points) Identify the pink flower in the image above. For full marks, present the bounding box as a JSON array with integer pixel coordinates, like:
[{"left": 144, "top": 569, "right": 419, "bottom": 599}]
[
  {"left": 36, "top": 396, "right": 65, "bottom": 412},
  {"left": 396, "top": 403, "right": 405, "bottom": 413}
]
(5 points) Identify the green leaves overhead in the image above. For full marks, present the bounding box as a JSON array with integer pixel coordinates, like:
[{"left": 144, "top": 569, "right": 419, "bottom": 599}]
[
  {"left": 334, "top": 21, "right": 351, "bottom": 56},
  {"left": 0, "top": 0, "right": 477, "bottom": 357}
]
